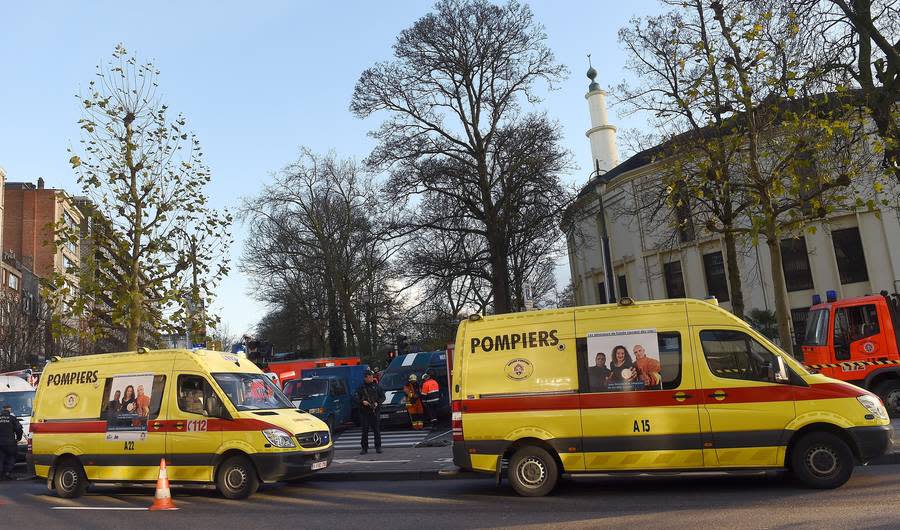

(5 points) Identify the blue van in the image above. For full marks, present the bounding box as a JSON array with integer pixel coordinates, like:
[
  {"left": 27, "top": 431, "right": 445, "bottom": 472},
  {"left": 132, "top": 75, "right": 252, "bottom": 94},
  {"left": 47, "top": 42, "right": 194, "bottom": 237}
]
[
  {"left": 282, "top": 365, "right": 370, "bottom": 432},
  {"left": 378, "top": 351, "right": 449, "bottom": 427}
]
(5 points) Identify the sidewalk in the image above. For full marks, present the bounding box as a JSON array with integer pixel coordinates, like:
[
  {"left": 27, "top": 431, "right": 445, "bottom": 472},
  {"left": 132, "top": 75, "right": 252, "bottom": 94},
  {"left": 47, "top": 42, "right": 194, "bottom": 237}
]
[{"left": 313, "top": 420, "right": 900, "bottom": 481}]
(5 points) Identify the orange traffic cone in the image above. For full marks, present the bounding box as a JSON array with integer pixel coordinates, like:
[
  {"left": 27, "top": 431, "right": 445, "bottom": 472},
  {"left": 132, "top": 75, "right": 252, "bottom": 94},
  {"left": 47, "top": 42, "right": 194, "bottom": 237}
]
[{"left": 149, "top": 458, "right": 178, "bottom": 511}]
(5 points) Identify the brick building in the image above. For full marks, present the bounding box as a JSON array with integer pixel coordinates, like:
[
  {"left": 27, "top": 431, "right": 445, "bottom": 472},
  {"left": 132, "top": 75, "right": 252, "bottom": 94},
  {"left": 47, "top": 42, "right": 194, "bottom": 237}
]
[{"left": 3, "top": 178, "right": 82, "bottom": 290}]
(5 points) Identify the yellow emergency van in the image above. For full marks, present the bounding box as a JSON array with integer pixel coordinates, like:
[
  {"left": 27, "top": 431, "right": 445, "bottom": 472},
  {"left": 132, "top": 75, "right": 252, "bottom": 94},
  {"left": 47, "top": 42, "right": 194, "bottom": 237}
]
[
  {"left": 451, "top": 298, "right": 893, "bottom": 496},
  {"left": 30, "top": 348, "right": 332, "bottom": 499}
]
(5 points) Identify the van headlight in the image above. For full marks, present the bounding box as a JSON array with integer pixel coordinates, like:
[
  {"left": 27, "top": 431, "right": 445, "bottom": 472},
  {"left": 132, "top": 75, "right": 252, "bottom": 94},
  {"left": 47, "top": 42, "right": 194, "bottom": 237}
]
[
  {"left": 262, "top": 428, "right": 296, "bottom": 448},
  {"left": 857, "top": 395, "right": 889, "bottom": 420},
  {"left": 307, "top": 408, "right": 324, "bottom": 414}
]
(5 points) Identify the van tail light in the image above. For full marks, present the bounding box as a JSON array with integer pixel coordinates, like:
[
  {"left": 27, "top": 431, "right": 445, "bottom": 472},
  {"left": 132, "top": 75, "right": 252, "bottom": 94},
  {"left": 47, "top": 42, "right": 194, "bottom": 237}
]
[{"left": 452, "top": 400, "right": 464, "bottom": 442}]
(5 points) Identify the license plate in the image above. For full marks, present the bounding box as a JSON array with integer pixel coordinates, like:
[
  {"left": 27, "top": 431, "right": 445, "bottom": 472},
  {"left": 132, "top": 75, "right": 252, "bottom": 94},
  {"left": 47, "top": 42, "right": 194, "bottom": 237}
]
[
  {"left": 311, "top": 460, "right": 327, "bottom": 470},
  {"left": 380, "top": 414, "right": 389, "bottom": 419}
]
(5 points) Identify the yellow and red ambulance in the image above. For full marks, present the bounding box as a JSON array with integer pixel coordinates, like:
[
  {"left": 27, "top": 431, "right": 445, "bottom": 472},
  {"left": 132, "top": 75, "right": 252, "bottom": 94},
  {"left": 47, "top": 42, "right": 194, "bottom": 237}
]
[
  {"left": 451, "top": 298, "right": 893, "bottom": 496},
  {"left": 30, "top": 348, "right": 332, "bottom": 499}
]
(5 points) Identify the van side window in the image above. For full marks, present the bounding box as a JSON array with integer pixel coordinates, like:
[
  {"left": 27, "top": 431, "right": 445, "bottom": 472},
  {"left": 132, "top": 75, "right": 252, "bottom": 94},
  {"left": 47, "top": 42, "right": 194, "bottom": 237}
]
[
  {"left": 177, "top": 375, "right": 227, "bottom": 417},
  {"left": 578, "top": 331, "right": 682, "bottom": 392},
  {"left": 699, "top": 330, "right": 781, "bottom": 383},
  {"left": 834, "top": 304, "right": 879, "bottom": 346},
  {"left": 100, "top": 375, "right": 166, "bottom": 420}
]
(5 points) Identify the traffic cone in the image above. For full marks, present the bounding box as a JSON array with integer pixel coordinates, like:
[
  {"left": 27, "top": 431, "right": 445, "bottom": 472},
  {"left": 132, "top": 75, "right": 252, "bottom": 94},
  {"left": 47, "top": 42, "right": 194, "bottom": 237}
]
[{"left": 149, "top": 458, "right": 178, "bottom": 510}]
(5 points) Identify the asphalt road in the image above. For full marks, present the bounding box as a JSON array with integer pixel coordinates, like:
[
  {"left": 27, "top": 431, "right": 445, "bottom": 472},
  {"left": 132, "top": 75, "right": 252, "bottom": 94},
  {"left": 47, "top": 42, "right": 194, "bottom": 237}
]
[{"left": 2, "top": 466, "right": 900, "bottom": 529}]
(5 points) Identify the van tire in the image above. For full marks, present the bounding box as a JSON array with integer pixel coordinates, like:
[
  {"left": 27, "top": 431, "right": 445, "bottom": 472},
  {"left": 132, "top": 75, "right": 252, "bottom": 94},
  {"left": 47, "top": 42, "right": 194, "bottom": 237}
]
[
  {"left": 507, "top": 446, "right": 558, "bottom": 497},
  {"left": 53, "top": 458, "right": 88, "bottom": 499},
  {"left": 874, "top": 380, "right": 900, "bottom": 417},
  {"left": 216, "top": 455, "right": 259, "bottom": 499},
  {"left": 790, "top": 432, "right": 854, "bottom": 489}
]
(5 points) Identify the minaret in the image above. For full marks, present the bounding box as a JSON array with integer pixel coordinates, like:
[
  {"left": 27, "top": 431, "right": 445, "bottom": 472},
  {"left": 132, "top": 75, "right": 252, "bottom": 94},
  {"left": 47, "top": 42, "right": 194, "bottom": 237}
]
[{"left": 585, "top": 59, "right": 619, "bottom": 174}]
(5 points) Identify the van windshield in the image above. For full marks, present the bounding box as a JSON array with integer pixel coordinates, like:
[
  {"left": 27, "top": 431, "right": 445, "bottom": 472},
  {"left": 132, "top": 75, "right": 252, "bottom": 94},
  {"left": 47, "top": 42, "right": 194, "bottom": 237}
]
[
  {"left": 212, "top": 373, "right": 294, "bottom": 411},
  {"left": 296, "top": 379, "right": 329, "bottom": 399},
  {"left": 803, "top": 309, "right": 830, "bottom": 346},
  {"left": 379, "top": 371, "right": 412, "bottom": 391},
  {"left": 0, "top": 390, "right": 35, "bottom": 417}
]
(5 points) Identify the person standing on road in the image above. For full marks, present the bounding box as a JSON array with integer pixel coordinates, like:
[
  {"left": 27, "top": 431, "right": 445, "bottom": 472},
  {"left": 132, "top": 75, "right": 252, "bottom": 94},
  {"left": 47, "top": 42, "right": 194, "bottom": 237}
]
[
  {"left": 404, "top": 374, "right": 424, "bottom": 430},
  {"left": 0, "top": 404, "right": 23, "bottom": 480},
  {"left": 421, "top": 370, "right": 440, "bottom": 429},
  {"left": 355, "top": 370, "right": 385, "bottom": 455}
]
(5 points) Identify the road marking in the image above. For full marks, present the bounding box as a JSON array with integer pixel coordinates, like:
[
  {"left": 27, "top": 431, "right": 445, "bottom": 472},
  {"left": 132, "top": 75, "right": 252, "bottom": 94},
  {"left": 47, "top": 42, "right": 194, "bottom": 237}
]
[
  {"left": 51, "top": 507, "right": 149, "bottom": 510},
  {"left": 434, "top": 457, "right": 453, "bottom": 463},
  {"left": 320, "top": 488, "right": 460, "bottom": 505},
  {"left": 332, "top": 459, "right": 411, "bottom": 464},
  {"left": 252, "top": 493, "right": 342, "bottom": 507}
]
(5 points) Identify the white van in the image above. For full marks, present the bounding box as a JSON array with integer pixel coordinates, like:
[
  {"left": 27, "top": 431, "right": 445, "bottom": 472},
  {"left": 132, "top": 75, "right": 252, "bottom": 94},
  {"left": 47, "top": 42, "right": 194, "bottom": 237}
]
[{"left": 0, "top": 375, "right": 36, "bottom": 461}]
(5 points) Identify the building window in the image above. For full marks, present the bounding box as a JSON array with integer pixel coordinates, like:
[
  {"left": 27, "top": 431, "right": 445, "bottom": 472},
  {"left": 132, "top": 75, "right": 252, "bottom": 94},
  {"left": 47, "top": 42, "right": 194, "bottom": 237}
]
[
  {"left": 781, "top": 238, "right": 814, "bottom": 292},
  {"left": 832, "top": 227, "right": 869, "bottom": 284},
  {"left": 7, "top": 274, "right": 19, "bottom": 291},
  {"left": 62, "top": 254, "right": 75, "bottom": 271},
  {"left": 663, "top": 261, "right": 686, "bottom": 298},
  {"left": 673, "top": 182, "right": 695, "bottom": 243},
  {"left": 617, "top": 274, "right": 628, "bottom": 299},
  {"left": 597, "top": 282, "right": 608, "bottom": 305},
  {"left": 702, "top": 251, "right": 730, "bottom": 302},
  {"left": 790, "top": 307, "right": 810, "bottom": 349}
]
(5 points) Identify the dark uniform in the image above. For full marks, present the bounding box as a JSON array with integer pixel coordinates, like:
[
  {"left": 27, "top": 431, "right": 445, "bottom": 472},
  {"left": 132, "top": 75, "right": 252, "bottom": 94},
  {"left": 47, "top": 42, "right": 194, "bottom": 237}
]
[
  {"left": 354, "top": 376, "right": 385, "bottom": 454},
  {"left": 0, "top": 406, "right": 23, "bottom": 479}
]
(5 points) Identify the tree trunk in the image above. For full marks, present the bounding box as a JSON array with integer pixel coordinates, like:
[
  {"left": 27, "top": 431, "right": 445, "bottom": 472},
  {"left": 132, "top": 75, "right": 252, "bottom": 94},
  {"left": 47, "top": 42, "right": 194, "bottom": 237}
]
[
  {"left": 485, "top": 221, "right": 512, "bottom": 314},
  {"left": 326, "top": 277, "right": 343, "bottom": 355},
  {"left": 723, "top": 230, "right": 746, "bottom": 318},
  {"left": 765, "top": 233, "right": 794, "bottom": 356}
]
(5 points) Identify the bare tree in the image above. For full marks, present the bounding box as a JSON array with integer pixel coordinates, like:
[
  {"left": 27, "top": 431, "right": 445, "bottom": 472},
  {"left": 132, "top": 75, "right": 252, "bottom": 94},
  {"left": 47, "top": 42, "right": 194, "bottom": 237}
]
[
  {"left": 242, "top": 148, "right": 400, "bottom": 359},
  {"left": 351, "top": 0, "right": 570, "bottom": 314}
]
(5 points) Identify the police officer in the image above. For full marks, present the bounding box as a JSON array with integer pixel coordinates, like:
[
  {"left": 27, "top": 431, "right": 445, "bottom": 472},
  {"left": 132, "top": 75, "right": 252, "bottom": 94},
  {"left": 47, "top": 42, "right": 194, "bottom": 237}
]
[
  {"left": 0, "top": 404, "right": 23, "bottom": 480},
  {"left": 355, "top": 370, "right": 385, "bottom": 454}
]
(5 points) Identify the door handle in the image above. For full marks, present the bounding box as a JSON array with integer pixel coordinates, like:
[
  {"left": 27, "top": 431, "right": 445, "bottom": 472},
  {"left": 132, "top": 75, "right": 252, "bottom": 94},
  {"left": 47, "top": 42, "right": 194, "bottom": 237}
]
[
  {"left": 708, "top": 391, "right": 728, "bottom": 399},
  {"left": 152, "top": 422, "right": 161, "bottom": 430},
  {"left": 175, "top": 423, "right": 184, "bottom": 430},
  {"left": 672, "top": 393, "right": 694, "bottom": 400}
]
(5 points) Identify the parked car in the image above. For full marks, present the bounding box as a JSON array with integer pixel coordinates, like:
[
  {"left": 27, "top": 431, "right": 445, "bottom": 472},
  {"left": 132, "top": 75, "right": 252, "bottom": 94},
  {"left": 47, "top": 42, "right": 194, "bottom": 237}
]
[{"left": 283, "top": 365, "right": 370, "bottom": 431}]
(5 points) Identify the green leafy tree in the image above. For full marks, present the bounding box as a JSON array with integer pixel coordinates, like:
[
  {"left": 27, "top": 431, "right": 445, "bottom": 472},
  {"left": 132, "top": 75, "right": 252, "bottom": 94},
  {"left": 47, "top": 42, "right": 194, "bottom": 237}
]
[{"left": 58, "top": 44, "right": 232, "bottom": 350}]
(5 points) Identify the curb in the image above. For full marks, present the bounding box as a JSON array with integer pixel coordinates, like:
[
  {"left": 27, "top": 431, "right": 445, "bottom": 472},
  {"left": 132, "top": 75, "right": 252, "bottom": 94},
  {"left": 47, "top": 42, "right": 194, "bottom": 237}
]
[{"left": 311, "top": 470, "right": 487, "bottom": 481}]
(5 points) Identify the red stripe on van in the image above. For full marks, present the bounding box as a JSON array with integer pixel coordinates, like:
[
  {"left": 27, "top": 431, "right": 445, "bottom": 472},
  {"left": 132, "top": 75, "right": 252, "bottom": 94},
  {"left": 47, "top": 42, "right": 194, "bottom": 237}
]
[
  {"left": 30, "top": 417, "right": 280, "bottom": 434},
  {"left": 461, "top": 383, "right": 862, "bottom": 414}
]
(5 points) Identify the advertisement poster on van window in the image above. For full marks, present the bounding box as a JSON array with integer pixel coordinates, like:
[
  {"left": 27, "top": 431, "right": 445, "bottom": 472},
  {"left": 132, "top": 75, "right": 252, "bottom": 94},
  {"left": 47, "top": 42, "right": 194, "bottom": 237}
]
[
  {"left": 101, "top": 373, "right": 154, "bottom": 441},
  {"left": 586, "top": 329, "right": 662, "bottom": 392}
]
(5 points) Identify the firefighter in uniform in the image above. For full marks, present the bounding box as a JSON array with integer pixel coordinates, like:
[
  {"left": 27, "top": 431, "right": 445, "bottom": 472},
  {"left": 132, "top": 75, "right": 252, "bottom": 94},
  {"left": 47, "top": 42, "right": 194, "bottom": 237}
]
[
  {"left": 0, "top": 404, "right": 23, "bottom": 480},
  {"left": 421, "top": 370, "right": 441, "bottom": 428},
  {"left": 404, "top": 374, "right": 424, "bottom": 430}
]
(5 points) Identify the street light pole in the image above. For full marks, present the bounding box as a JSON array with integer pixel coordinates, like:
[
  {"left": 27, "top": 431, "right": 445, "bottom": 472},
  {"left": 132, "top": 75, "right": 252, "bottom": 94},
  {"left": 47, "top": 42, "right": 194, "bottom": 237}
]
[{"left": 593, "top": 159, "right": 617, "bottom": 304}]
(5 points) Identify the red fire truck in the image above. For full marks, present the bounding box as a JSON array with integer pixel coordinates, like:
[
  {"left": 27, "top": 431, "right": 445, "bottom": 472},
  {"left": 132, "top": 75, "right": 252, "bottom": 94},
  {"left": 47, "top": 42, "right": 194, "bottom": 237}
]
[{"left": 801, "top": 290, "right": 900, "bottom": 415}]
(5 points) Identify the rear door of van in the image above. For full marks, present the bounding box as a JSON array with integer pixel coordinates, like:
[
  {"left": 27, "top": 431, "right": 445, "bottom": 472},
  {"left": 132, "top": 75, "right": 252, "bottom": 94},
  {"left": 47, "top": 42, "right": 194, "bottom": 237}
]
[
  {"left": 575, "top": 303, "right": 704, "bottom": 471},
  {"left": 459, "top": 309, "right": 581, "bottom": 472}
]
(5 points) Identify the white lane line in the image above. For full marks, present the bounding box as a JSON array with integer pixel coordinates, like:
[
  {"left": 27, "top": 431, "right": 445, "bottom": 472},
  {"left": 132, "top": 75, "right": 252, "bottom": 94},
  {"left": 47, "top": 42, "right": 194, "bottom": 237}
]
[{"left": 51, "top": 507, "right": 151, "bottom": 510}]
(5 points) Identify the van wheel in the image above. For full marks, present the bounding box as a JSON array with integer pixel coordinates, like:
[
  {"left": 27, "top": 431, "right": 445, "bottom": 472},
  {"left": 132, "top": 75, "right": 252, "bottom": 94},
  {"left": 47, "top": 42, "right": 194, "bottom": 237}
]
[
  {"left": 216, "top": 455, "right": 259, "bottom": 499},
  {"left": 790, "top": 432, "right": 854, "bottom": 489},
  {"left": 53, "top": 458, "right": 87, "bottom": 499},
  {"left": 874, "top": 380, "right": 900, "bottom": 417},
  {"left": 507, "top": 446, "right": 558, "bottom": 497}
]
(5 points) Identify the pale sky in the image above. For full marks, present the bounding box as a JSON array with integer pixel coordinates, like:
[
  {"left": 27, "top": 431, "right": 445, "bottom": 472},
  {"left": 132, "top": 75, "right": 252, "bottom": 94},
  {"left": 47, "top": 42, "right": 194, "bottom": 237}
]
[{"left": 0, "top": 0, "right": 661, "bottom": 336}]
